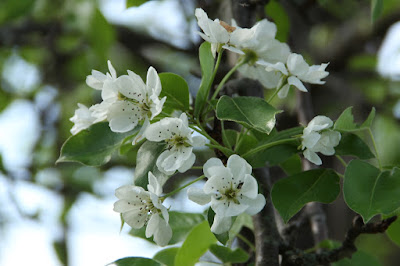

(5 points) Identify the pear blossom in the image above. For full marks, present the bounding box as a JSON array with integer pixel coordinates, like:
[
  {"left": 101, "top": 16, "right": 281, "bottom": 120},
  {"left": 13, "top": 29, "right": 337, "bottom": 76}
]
[
  {"left": 113, "top": 172, "right": 172, "bottom": 246},
  {"left": 301, "top": 116, "right": 341, "bottom": 165},
  {"left": 145, "top": 113, "right": 206, "bottom": 175},
  {"left": 195, "top": 8, "right": 232, "bottom": 57},
  {"left": 187, "top": 155, "right": 266, "bottom": 234},
  {"left": 265, "top": 53, "right": 329, "bottom": 98},
  {"left": 70, "top": 103, "right": 97, "bottom": 135},
  {"left": 100, "top": 66, "right": 166, "bottom": 142},
  {"left": 86, "top": 60, "right": 117, "bottom": 90}
]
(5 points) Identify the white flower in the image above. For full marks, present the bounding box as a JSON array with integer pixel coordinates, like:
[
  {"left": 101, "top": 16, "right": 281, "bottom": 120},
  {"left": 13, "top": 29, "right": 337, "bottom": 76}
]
[
  {"left": 86, "top": 60, "right": 117, "bottom": 90},
  {"left": 195, "top": 8, "right": 231, "bottom": 57},
  {"left": 145, "top": 113, "right": 206, "bottom": 175},
  {"left": 70, "top": 103, "right": 96, "bottom": 135},
  {"left": 377, "top": 21, "right": 400, "bottom": 81},
  {"left": 113, "top": 172, "right": 172, "bottom": 246},
  {"left": 301, "top": 116, "right": 341, "bottom": 165},
  {"left": 101, "top": 66, "right": 166, "bottom": 140},
  {"left": 265, "top": 53, "right": 329, "bottom": 98},
  {"left": 187, "top": 155, "right": 266, "bottom": 234}
]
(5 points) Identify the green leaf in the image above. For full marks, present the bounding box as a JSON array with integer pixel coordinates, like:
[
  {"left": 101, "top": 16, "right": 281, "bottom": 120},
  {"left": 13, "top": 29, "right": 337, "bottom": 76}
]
[
  {"left": 159, "top": 73, "right": 190, "bottom": 111},
  {"left": 87, "top": 9, "right": 115, "bottom": 60},
  {"left": 279, "top": 154, "right": 303, "bottom": 175},
  {"left": 265, "top": 0, "right": 290, "bottom": 42},
  {"left": 371, "top": 0, "right": 383, "bottom": 23},
  {"left": 335, "top": 133, "right": 375, "bottom": 159},
  {"left": 0, "top": 0, "right": 34, "bottom": 25},
  {"left": 271, "top": 169, "right": 340, "bottom": 223},
  {"left": 153, "top": 248, "right": 179, "bottom": 266},
  {"left": 216, "top": 96, "right": 281, "bottom": 134},
  {"left": 108, "top": 257, "right": 161, "bottom": 266},
  {"left": 126, "top": 0, "right": 148, "bottom": 8},
  {"left": 334, "top": 107, "right": 375, "bottom": 132},
  {"left": 134, "top": 141, "right": 166, "bottom": 188},
  {"left": 57, "top": 123, "right": 138, "bottom": 166},
  {"left": 194, "top": 42, "right": 214, "bottom": 118},
  {"left": 131, "top": 212, "right": 205, "bottom": 245},
  {"left": 246, "top": 144, "right": 299, "bottom": 168},
  {"left": 209, "top": 244, "right": 249, "bottom": 263},
  {"left": 175, "top": 221, "right": 217, "bottom": 266},
  {"left": 332, "top": 250, "right": 381, "bottom": 266},
  {"left": 387, "top": 217, "right": 400, "bottom": 247},
  {"left": 344, "top": 160, "right": 400, "bottom": 223}
]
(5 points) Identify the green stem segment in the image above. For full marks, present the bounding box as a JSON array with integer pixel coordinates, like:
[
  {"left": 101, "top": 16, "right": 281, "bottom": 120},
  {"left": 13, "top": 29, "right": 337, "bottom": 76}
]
[
  {"left": 211, "top": 59, "right": 246, "bottom": 100},
  {"left": 162, "top": 175, "right": 206, "bottom": 200},
  {"left": 242, "top": 138, "right": 299, "bottom": 158},
  {"left": 268, "top": 76, "right": 288, "bottom": 103},
  {"left": 368, "top": 128, "right": 382, "bottom": 169}
]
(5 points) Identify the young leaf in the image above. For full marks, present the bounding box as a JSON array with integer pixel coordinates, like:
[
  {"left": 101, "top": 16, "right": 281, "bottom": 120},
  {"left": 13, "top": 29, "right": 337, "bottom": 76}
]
[
  {"left": 209, "top": 244, "right": 249, "bottom": 263},
  {"left": 335, "top": 133, "right": 375, "bottom": 159},
  {"left": 134, "top": 141, "right": 166, "bottom": 188},
  {"left": 216, "top": 96, "right": 281, "bottom": 134},
  {"left": 334, "top": 107, "right": 375, "bottom": 132},
  {"left": 344, "top": 160, "right": 400, "bottom": 223},
  {"left": 371, "top": 0, "right": 383, "bottom": 23},
  {"left": 159, "top": 73, "right": 190, "bottom": 111},
  {"left": 130, "top": 211, "right": 205, "bottom": 245},
  {"left": 194, "top": 42, "right": 214, "bottom": 118},
  {"left": 57, "top": 122, "right": 138, "bottom": 166},
  {"left": 153, "top": 247, "right": 179, "bottom": 266},
  {"left": 271, "top": 169, "right": 340, "bottom": 223},
  {"left": 108, "top": 257, "right": 161, "bottom": 266},
  {"left": 174, "top": 221, "right": 217, "bottom": 266},
  {"left": 126, "top": 0, "right": 148, "bottom": 8}
]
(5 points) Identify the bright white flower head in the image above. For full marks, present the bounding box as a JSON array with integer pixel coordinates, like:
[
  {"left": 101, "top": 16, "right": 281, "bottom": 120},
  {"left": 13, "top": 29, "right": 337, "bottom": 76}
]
[
  {"left": 86, "top": 60, "right": 117, "bottom": 90},
  {"left": 187, "top": 155, "right": 266, "bottom": 234},
  {"left": 195, "top": 8, "right": 232, "bottom": 57},
  {"left": 265, "top": 53, "right": 329, "bottom": 98},
  {"left": 70, "top": 103, "right": 96, "bottom": 135},
  {"left": 301, "top": 116, "right": 341, "bottom": 165},
  {"left": 145, "top": 113, "right": 206, "bottom": 175},
  {"left": 101, "top": 66, "right": 166, "bottom": 141},
  {"left": 113, "top": 172, "right": 172, "bottom": 246}
]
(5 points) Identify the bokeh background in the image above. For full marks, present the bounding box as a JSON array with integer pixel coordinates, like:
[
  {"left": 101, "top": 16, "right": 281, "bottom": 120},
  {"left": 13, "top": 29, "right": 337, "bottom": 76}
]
[{"left": 1, "top": 0, "right": 400, "bottom": 265}]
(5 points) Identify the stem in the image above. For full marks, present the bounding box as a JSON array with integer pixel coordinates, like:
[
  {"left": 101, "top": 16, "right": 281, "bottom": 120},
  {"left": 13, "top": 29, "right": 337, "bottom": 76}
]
[
  {"left": 237, "top": 233, "right": 256, "bottom": 252},
  {"left": 211, "top": 59, "right": 246, "bottom": 100},
  {"left": 234, "top": 127, "right": 247, "bottom": 152},
  {"left": 335, "top": 155, "right": 348, "bottom": 168},
  {"left": 242, "top": 138, "right": 299, "bottom": 158},
  {"left": 162, "top": 175, "right": 206, "bottom": 200},
  {"left": 206, "top": 143, "right": 233, "bottom": 156},
  {"left": 191, "top": 166, "right": 203, "bottom": 170},
  {"left": 267, "top": 77, "right": 287, "bottom": 103},
  {"left": 368, "top": 128, "right": 382, "bottom": 169}
]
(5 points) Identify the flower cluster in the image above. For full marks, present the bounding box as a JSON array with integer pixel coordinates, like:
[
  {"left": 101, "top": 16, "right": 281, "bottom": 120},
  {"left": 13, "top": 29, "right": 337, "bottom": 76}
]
[
  {"left": 195, "top": 8, "right": 329, "bottom": 97},
  {"left": 70, "top": 61, "right": 166, "bottom": 142},
  {"left": 301, "top": 116, "right": 341, "bottom": 165}
]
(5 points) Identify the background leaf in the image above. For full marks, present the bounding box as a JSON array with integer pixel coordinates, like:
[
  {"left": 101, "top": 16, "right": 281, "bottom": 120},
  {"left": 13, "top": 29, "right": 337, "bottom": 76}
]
[
  {"left": 108, "top": 257, "right": 161, "bottom": 266},
  {"left": 194, "top": 42, "right": 214, "bottom": 118},
  {"left": 159, "top": 73, "right": 190, "bottom": 111},
  {"left": 334, "top": 107, "right": 375, "bottom": 132},
  {"left": 271, "top": 169, "right": 340, "bottom": 223},
  {"left": 216, "top": 96, "right": 281, "bottom": 134},
  {"left": 153, "top": 248, "right": 179, "bottom": 266},
  {"left": 344, "top": 160, "right": 400, "bottom": 223},
  {"left": 126, "top": 0, "right": 148, "bottom": 8},
  {"left": 209, "top": 244, "right": 249, "bottom": 263},
  {"left": 335, "top": 133, "right": 375, "bottom": 159},
  {"left": 134, "top": 141, "right": 166, "bottom": 188},
  {"left": 57, "top": 122, "right": 138, "bottom": 166},
  {"left": 371, "top": 0, "right": 383, "bottom": 23},
  {"left": 174, "top": 221, "right": 217, "bottom": 266}
]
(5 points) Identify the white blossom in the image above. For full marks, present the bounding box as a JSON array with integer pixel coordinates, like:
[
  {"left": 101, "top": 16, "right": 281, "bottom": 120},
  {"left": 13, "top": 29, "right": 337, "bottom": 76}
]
[
  {"left": 145, "top": 113, "right": 206, "bottom": 175},
  {"left": 100, "top": 66, "right": 166, "bottom": 141},
  {"left": 113, "top": 172, "right": 172, "bottom": 246},
  {"left": 301, "top": 116, "right": 341, "bottom": 165},
  {"left": 195, "top": 8, "right": 232, "bottom": 57},
  {"left": 187, "top": 155, "right": 266, "bottom": 234},
  {"left": 86, "top": 60, "right": 117, "bottom": 90},
  {"left": 264, "top": 53, "right": 329, "bottom": 98},
  {"left": 70, "top": 103, "right": 96, "bottom": 135}
]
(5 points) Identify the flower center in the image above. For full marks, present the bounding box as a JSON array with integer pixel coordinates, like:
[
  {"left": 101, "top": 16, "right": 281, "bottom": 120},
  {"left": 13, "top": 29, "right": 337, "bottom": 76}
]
[{"left": 166, "top": 135, "right": 190, "bottom": 149}]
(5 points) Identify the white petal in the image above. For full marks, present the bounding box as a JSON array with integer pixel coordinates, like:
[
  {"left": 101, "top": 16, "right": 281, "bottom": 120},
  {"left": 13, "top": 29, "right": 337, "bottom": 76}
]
[
  {"left": 145, "top": 117, "right": 182, "bottom": 142},
  {"left": 123, "top": 209, "right": 147, "bottom": 229},
  {"left": 115, "top": 75, "right": 146, "bottom": 102},
  {"left": 147, "top": 171, "right": 162, "bottom": 196},
  {"left": 287, "top": 53, "right": 309, "bottom": 76},
  {"left": 243, "top": 194, "right": 266, "bottom": 215},
  {"left": 192, "top": 135, "right": 207, "bottom": 147},
  {"left": 187, "top": 187, "right": 211, "bottom": 205},
  {"left": 303, "top": 149, "right": 322, "bottom": 165},
  {"left": 146, "top": 66, "right": 161, "bottom": 96},
  {"left": 203, "top": 169, "right": 232, "bottom": 194},
  {"left": 153, "top": 217, "right": 172, "bottom": 246},
  {"left": 288, "top": 76, "right": 308, "bottom": 92},
  {"left": 258, "top": 61, "right": 288, "bottom": 76},
  {"left": 178, "top": 152, "right": 196, "bottom": 173},
  {"left": 113, "top": 199, "right": 137, "bottom": 213},
  {"left": 227, "top": 155, "right": 252, "bottom": 181},
  {"left": 203, "top": 158, "right": 224, "bottom": 178},
  {"left": 277, "top": 84, "right": 290, "bottom": 99},
  {"left": 302, "top": 131, "right": 321, "bottom": 150},
  {"left": 156, "top": 151, "right": 176, "bottom": 175},
  {"left": 211, "top": 215, "right": 232, "bottom": 234},
  {"left": 307, "top": 116, "right": 333, "bottom": 132},
  {"left": 107, "top": 60, "right": 117, "bottom": 79},
  {"left": 146, "top": 213, "right": 160, "bottom": 238},
  {"left": 225, "top": 201, "right": 248, "bottom": 217},
  {"left": 115, "top": 185, "right": 145, "bottom": 200},
  {"left": 239, "top": 174, "right": 258, "bottom": 199},
  {"left": 132, "top": 117, "right": 150, "bottom": 144}
]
